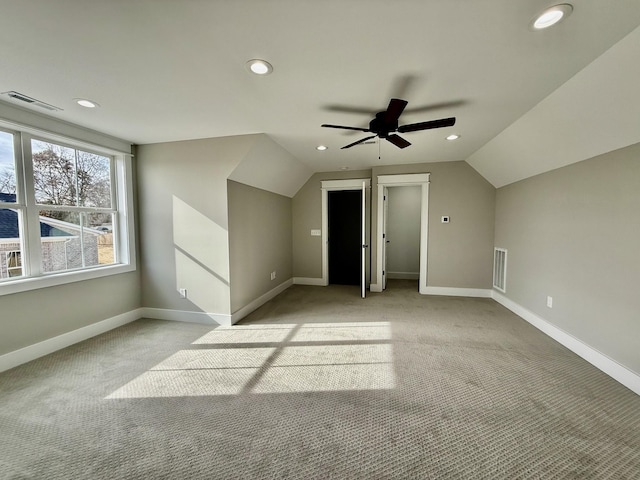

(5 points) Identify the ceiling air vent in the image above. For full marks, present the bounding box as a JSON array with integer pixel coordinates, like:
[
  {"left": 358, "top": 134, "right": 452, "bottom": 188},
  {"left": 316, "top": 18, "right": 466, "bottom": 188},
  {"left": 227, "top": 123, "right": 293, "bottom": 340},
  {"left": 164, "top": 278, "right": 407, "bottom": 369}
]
[{"left": 1, "top": 91, "right": 63, "bottom": 112}]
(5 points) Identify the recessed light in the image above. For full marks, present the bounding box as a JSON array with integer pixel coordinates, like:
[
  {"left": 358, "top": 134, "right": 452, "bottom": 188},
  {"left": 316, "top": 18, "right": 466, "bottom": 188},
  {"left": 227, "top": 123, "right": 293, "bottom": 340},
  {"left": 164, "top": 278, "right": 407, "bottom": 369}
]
[
  {"left": 75, "top": 98, "right": 99, "bottom": 108},
  {"left": 446, "top": 134, "right": 460, "bottom": 141},
  {"left": 246, "top": 59, "right": 273, "bottom": 75},
  {"left": 530, "top": 4, "right": 573, "bottom": 30},
  {"left": 316, "top": 145, "right": 328, "bottom": 151}
]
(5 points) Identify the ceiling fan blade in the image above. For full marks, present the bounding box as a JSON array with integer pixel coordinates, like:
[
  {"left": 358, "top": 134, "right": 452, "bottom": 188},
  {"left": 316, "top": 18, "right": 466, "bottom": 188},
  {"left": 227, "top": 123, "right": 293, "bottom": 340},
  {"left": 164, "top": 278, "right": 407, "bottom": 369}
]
[
  {"left": 341, "top": 135, "right": 377, "bottom": 149},
  {"left": 385, "top": 98, "right": 408, "bottom": 123},
  {"left": 386, "top": 134, "right": 411, "bottom": 149},
  {"left": 389, "top": 74, "right": 420, "bottom": 101},
  {"left": 324, "top": 105, "right": 377, "bottom": 115},
  {"left": 398, "top": 117, "right": 456, "bottom": 133},
  {"left": 403, "top": 100, "right": 467, "bottom": 115},
  {"left": 322, "top": 124, "right": 370, "bottom": 132}
]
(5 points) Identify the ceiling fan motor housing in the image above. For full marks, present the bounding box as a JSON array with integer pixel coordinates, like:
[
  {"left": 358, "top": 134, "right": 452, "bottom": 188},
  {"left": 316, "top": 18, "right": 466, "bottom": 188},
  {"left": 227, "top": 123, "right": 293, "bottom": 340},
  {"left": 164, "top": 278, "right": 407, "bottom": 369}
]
[{"left": 370, "top": 111, "right": 397, "bottom": 138}]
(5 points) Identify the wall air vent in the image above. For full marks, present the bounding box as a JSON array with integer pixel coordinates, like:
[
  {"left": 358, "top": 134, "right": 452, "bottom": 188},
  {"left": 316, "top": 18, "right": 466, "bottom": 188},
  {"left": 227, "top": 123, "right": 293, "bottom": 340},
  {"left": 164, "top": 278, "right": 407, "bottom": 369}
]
[
  {"left": 493, "top": 247, "right": 507, "bottom": 293},
  {"left": 1, "top": 91, "right": 63, "bottom": 112}
]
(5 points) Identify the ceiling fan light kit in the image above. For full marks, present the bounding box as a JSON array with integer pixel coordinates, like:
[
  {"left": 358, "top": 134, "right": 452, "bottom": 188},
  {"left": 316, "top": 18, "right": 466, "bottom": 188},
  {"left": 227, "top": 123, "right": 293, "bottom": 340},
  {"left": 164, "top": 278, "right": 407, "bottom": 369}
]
[{"left": 322, "top": 98, "right": 456, "bottom": 150}]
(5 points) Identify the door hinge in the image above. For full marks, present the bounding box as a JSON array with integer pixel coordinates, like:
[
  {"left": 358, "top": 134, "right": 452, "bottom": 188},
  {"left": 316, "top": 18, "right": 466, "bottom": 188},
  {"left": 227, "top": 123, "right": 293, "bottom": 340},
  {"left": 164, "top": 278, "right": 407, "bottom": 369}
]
[{"left": 382, "top": 233, "right": 385, "bottom": 239}]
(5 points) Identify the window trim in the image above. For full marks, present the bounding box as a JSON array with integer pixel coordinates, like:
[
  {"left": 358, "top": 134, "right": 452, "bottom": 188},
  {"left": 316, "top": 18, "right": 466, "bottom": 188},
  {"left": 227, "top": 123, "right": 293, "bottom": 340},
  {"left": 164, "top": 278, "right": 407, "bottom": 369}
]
[
  {"left": 0, "top": 120, "right": 136, "bottom": 296},
  {"left": 5, "top": 250, "right": 22, "bottom": 277}
]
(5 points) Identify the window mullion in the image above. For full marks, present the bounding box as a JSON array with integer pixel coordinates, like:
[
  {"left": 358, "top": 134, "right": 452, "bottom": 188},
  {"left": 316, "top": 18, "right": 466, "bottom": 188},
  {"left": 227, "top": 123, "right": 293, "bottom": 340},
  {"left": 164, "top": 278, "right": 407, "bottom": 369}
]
[
  {"left": 32, "top": 204, "right": 115, "bottom": 214},
  {"left": 20, "top": 134, "right": 44, "bottom": 277}
]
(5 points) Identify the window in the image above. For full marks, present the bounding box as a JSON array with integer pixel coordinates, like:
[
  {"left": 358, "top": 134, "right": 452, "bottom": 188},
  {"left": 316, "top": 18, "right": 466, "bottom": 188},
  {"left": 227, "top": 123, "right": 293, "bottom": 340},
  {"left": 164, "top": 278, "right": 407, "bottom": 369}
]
[
  {"left": 0, "top": 123, "right": 134, "bottom": 294},
  {"left": 0, "top": 129, "right": 23, "bottom": 281},
  {"left": 31, "top": 139, "right": 116, "bottom": 273}
]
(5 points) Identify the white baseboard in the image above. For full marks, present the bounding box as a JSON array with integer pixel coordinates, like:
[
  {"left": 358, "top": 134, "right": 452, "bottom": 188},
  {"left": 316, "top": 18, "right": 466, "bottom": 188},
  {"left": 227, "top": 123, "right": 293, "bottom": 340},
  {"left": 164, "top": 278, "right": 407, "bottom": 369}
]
[
  {"left": 423, "top": 286, "right": 493, "bottom": 298},
  {"left": 293, "top": 277, "right": 326, "bottom": 286},
  {"left": 0, "top": 308, "right": 143, "bottom": 373},
  {"left": 231, "top": 279, "right": 293, "bottom": 324},
  {"left": 140, "top": 307, "right": 232, "bottom": 327},
  {"left": 492, "top": 291, "right": 640, "bottom": 396}
]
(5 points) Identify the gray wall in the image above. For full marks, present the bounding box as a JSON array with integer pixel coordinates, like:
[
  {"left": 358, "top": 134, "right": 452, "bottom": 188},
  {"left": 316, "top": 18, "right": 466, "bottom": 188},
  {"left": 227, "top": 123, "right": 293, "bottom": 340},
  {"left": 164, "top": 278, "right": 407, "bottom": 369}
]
[
  {"left": 495, "top": 142, "right": 640, "bottom": 373},
  {"left": 291, "top": 162, "right": 495, "bottom": 290},
  {"left": 137, "top": 136, "right": 256, "bottom": 316},
  {"left": 386, "top": 186, "right": 421, "bottom": 278},
  {"left": 371, "top": 161, "right": 496, "bottom": 289},
  {"left": 0, "top": 102, "right": 140, "bottom": 357},
  {"left": 0, "top": 273, "right": 140, "bottom": 356},
  {"left": 292, "top": 170, "right": 372, "bottom": 279},
  {"left": 228, "top": 180, "right": 292, "bottom": 313}
]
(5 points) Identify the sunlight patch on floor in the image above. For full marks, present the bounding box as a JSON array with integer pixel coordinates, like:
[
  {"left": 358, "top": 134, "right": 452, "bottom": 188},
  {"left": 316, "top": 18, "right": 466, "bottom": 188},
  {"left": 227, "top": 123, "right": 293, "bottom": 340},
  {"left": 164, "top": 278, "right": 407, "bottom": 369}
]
[{"left": 106, "top": 322, "right": 394, "bottom": 399}]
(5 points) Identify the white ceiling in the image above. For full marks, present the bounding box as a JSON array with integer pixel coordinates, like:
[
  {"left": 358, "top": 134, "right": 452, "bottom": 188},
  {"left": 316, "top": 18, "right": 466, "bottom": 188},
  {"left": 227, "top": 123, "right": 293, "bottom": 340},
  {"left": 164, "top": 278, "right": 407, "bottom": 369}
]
[{"left": 1, "top": 0, "right": 640, "bottom": 186}]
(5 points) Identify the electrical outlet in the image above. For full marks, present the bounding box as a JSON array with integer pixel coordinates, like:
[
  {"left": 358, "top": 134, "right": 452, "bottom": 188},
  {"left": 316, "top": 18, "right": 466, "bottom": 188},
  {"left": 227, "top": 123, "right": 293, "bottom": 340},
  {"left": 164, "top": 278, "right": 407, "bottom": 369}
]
[
  {"left": 179, "top": 288, "right": 187, "bottom": 299},
  {"left": 270, "top": 271, "right": 276, "bottom": 280},
  {"left": 546, "top": 296, "right": 553, "bottom": 308}
]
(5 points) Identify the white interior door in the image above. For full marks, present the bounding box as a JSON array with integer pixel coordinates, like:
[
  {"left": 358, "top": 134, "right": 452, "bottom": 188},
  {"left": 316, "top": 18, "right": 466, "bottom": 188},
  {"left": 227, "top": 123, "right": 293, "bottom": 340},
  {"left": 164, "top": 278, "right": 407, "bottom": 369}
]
[
  {"left": 361, "top": 180, "right": 367, "bottom": 298},
  {"left": 382, "top": 186, "right": 389, "bottom": 290}
]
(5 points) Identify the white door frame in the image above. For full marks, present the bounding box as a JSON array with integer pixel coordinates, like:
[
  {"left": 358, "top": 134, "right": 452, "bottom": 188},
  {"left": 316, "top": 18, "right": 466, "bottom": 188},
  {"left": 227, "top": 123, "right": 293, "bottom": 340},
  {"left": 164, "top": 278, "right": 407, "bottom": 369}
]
[
  {"left": 321, "top": 179, "right": 371, "bottom": 289},
  {"left": 372, "top": 173, "right": 430, "bottom": 294}
]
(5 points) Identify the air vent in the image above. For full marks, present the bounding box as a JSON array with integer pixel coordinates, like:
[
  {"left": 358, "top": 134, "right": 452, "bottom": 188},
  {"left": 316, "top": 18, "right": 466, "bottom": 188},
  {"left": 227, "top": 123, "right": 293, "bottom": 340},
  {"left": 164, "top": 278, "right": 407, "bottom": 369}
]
[
  {"left": 493, "top": 248, "right": 507, "bottom": 293},
  {"left": 1, "top": 91, "right": 63, "bottom": 111}
]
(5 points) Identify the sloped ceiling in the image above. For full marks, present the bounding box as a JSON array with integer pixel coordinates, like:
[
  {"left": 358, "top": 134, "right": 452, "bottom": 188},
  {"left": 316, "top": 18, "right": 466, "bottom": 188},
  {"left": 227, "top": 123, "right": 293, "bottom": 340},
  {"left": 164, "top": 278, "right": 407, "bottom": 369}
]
[
  {"left": 468, "top": 25, "right": 640, "bottom": 187},
  {"left": 1, "top": 1, "right": 640, "bottom": 187},
  {"left": 229, "top": 135, "right": 313, "bottom": 198}
]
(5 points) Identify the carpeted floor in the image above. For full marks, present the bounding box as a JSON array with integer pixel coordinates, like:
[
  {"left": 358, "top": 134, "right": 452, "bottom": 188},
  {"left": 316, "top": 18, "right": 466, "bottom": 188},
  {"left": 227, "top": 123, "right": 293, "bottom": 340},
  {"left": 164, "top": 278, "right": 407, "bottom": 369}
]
[{"left": 1, "top": 281, "right": 639, "bottom": 479}]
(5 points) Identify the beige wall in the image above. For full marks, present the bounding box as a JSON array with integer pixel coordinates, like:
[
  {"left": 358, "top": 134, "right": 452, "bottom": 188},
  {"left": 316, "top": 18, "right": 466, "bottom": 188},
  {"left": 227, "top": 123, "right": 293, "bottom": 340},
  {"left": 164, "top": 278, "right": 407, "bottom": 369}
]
[
  {"left": 386, "top": 186, "right": 421, "bottom": 278},
  {"left": 371, "top": 161, "right": 496, "bottom": 288},
  {"left": 292, "top": 170, "right": 372, "bottom": 279},
  {"left": 0, "top": 273, "right": 140, "bottom": 356},
  {"left": 137, "top": 136, "right": 257, "bottom": 315},
  {"left": 228, "top": 180, "right": 292, "bottom": 313},
  {"left": 291, "top": 162, "right": 495, "bottom": 290},
  {"left": 495, "top": 143, "right": 640, "bottom": 373},
  {"left": 0, "top": 103, "right": 140, "bottom": 358}
]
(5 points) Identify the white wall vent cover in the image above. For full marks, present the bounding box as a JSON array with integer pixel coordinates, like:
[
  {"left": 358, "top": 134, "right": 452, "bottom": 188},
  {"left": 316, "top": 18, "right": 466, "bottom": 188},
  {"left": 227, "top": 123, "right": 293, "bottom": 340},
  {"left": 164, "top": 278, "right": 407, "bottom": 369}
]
[
  {"left": 1, "top": 91, "right": 63, "bottom": 111},
  {"left": 493, "top": 248, "right": 507, "bottom": 292}
]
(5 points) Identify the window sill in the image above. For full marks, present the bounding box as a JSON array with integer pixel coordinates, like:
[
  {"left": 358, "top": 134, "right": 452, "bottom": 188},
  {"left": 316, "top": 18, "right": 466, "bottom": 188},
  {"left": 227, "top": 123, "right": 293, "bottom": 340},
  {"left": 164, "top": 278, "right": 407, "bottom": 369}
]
[{"left": 0, "top": 263, "right": 136, "bottom": 296}]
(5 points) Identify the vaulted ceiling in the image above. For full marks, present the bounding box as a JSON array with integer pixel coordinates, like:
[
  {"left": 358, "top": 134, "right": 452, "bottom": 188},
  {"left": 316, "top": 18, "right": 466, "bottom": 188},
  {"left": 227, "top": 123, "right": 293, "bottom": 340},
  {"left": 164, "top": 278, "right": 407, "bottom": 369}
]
[{"left": 1, "top": 0, "right": 640, "bottom": 187}]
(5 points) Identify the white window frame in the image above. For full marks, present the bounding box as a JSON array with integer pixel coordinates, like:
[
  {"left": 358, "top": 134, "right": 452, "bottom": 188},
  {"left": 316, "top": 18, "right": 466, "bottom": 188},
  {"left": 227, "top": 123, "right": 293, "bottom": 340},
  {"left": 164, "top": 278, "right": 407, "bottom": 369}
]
[
  {"left": 0, "top": 121, "right": 136, "bottom": 296},
  {"left": 5, "top": 250, "right": 22, "bottom": 277}
]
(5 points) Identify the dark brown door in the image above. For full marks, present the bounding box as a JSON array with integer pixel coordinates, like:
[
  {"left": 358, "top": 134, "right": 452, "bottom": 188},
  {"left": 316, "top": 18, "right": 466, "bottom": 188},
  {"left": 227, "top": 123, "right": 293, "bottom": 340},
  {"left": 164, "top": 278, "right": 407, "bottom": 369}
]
[{"left": 328, "top": 190, "right": 361, "bottom": 285}]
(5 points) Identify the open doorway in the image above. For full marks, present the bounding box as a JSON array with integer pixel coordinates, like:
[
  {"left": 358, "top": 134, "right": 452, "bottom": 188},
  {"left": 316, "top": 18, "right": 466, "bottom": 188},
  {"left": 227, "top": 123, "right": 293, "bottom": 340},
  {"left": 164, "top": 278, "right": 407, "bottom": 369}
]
[
  {"left": 373, "top": 174, "right": 430, "bottom": 294},
  {"left": 384, "top": 186, "right": 421, "bottom": 290},
  {"left": 328, "top": 190, "right": 361, "bottom": 285},
  {"left": 321, "top": 179, "right": 371, "bottom": 298}
]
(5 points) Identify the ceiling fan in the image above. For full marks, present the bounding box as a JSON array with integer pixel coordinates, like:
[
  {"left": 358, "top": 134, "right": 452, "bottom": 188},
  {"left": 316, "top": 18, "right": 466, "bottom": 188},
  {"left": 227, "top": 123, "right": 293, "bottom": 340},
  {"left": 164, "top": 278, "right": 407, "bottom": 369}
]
[{"left": 322, "top": 98, "right": 455, "bottom": 149}]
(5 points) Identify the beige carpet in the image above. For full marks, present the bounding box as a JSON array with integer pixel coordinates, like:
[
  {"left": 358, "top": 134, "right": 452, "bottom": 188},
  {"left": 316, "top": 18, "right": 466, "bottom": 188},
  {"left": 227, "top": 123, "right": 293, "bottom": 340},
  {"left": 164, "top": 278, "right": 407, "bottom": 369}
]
[{"left": 1, "top": 281, "right": 639, "bottom": 479}]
